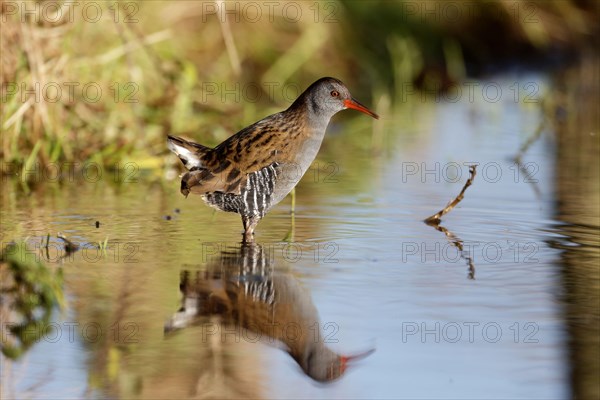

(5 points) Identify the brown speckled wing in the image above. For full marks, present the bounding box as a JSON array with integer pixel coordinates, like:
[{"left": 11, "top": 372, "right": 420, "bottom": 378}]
[{"left": 184, "top": 110, "right": 306, "bottom": 196}]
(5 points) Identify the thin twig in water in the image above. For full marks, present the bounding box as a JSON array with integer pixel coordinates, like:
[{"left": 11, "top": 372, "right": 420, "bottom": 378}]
[
  {"left": 57, "top": 232, "right": 79, "bottom": 254},
  {"left": 45, "top": 233, "right": 51, "bottom": 260},
  {"left": 424, "top": 165, "right": 477, "bottom": 224}
]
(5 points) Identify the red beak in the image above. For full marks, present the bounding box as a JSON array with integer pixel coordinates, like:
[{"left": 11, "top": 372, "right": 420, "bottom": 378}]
[
  {"left": 340, "top": 348, "right": 376, "bottom": 374},
  {"left": 344, "top": 98, "right": 379, "bottom": 119}
]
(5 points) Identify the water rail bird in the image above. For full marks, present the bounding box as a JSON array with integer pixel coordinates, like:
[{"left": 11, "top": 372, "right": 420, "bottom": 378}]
[{"left": 167, "top": 77, "right": 378, "bottom": 241}]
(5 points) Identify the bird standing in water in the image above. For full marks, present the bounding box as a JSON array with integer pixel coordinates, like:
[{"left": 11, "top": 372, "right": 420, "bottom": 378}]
[{"left": 167, "top": 77, "right": 379, "bottom": 241}]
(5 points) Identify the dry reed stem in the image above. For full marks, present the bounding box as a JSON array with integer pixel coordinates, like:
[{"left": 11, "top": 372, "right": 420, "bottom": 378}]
[
  {"left": 113, "top": 14, "right": 143, "bottom": 134},
  {"left": 77, "top": 30, "right": 172, "bottom": 67},
  {"left": 216, "top": 0, "right": 241, "bottom": 77}
]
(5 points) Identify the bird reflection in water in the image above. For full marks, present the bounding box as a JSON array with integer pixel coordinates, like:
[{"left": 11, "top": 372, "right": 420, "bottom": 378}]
[{"left": 165, "top": 243, "right": 373, "bottom": 382}]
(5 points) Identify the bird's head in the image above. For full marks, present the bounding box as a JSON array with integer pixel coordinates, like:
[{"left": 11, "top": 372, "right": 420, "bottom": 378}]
[
  {"left": 295, "top": 77, "right": 379, "bottom": 121},
  {"left": 302, "top": 346, "right": 376, "bottom": 383}
]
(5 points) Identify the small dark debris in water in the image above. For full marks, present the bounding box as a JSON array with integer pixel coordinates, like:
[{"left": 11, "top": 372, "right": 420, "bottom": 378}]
[
  {"left": 174, "top": 208, "right": 180, "bottom": 214},
  {"left": 424, "top": 165, "right": 477, "bottom": 224},
  {"left": 57, "top": 232, "right": 79, "bottom": 254},
  {"left": 164, "top": 215, "right": 172, "bottom": 220},
  {"left": 95, "top": 221, "right": 100, "bottom": 228}
]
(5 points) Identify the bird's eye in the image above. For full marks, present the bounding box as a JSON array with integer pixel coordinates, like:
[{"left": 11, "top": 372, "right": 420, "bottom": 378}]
[{"left": 330, "top": 90, "right": 339, "bottom": 97}]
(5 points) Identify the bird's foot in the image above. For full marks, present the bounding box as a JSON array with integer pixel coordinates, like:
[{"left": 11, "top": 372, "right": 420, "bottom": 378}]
[
  {"left": 241, "top": 216, "right": 260, "bottom": 243},
  {"left": 242, "top": 231, "right": 255, "bottom": 243}
]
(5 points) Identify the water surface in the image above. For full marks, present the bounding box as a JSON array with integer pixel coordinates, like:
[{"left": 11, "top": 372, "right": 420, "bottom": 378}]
[{"left": 2, "top": 74, "right": 594, "bottom": 399}]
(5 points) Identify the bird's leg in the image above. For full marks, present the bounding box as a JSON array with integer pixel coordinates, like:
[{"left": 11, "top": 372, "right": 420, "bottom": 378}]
[
  {"left": 242, "top": 216, "right": 260, "bottom": 243},
  {"left": 290, "top": 187, "right": 296, "bottom": 216}
]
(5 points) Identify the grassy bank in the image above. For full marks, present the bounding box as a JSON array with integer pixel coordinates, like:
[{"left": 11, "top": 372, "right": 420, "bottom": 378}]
[{"left": 1, "top": 1, "right": 597, "bottom": 180}]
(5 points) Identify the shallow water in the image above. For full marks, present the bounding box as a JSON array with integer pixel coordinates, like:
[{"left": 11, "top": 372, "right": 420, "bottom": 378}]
[{"left": 1, "top": 74, "right": 597, "bottom": 399}]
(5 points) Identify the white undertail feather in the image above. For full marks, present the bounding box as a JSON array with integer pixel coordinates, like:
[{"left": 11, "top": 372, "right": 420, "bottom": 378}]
[{"left": 167, "top": 138, "right": 202, "bottom": 170}]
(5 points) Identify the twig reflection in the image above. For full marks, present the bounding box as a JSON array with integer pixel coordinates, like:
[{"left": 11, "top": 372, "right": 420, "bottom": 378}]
[{"left": 425, "top": 221, "right": 476, "bottom": 280}]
